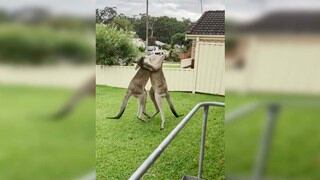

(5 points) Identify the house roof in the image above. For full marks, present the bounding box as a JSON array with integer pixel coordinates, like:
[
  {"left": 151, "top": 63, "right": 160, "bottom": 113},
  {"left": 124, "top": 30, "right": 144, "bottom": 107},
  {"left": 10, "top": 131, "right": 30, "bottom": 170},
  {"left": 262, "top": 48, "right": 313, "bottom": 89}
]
[
  {"left": 240, "top": 11, "right": 320, "bottom": 33},
  {"left": 187, "top": 10, "right": 225, "bottom": 36}
]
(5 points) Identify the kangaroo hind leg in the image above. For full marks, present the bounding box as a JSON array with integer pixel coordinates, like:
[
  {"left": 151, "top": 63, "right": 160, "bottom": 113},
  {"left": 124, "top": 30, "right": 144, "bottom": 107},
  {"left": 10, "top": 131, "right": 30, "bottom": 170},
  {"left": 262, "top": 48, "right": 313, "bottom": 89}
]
[
  {"left": 155, "top": 93, "right": 165, "bottom": 130},
  {"left": 149, "top": 87, "right": 159, "bottom": 118},
  {"left": 136, "top": 91, "right": 148, "bottom": 122}
]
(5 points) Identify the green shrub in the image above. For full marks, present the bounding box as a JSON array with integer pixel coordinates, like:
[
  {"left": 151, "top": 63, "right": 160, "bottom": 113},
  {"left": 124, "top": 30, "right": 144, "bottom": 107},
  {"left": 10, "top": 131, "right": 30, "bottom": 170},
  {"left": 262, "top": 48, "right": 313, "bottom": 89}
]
[
  {"left": 171, "top": 33, "right": 185, "bottom": 46},
  {"left": 96, "top": 24, "right": 138, "bottom": 65},
  {"left": 166, "top": 49, "right": 180, "bottom": 62},
  {"left": 138, "top": 46, "right": 145, "bottom": 52},
  {"left": 162, "top": 44, "right": 172, "bottom": 50},
  {"left": 0, "top": 24, "right": 94, "bottom": 64}
]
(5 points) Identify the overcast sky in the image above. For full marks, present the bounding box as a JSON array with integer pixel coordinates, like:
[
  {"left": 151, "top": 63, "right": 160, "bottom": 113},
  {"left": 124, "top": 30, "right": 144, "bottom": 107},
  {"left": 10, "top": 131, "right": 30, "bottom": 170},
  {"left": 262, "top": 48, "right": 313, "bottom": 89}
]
[
  {"left": 227, "top": 0, "right": 320, "bottom": 22},
  {"left": 0, "top": 0, "right": 95, "bottom": 17},
  {"left": 1, "top": 0, "right": 320, "bottom": 21},
  {"left": 97, "top": 0, "right": 225, "bottom": 21}
]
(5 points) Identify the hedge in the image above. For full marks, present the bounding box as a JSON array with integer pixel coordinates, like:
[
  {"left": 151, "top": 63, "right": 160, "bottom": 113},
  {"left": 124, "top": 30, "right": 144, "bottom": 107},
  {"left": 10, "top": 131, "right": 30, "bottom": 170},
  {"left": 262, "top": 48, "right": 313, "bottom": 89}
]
[
  {"left": 0, "top": 24, "right": 94, "bottom": 64},
  {"left": 96, "top": 24, "right": 138, "bottom": 65}
]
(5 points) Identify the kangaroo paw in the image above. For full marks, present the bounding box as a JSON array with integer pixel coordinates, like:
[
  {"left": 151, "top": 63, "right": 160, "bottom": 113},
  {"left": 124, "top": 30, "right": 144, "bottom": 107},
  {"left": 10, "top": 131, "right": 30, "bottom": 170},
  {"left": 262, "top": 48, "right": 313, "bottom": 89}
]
[
  {"left": 137, "top": 116, "right": 147, "bottom": 122},
  {"left": 143, "top": 112, "right": 151, "bottom": 119},
  {"left": 176, "top": 114, "right": 184, "bottom": 118},
  {"left": 151, "top": 111, "right": 159, "bottom": 118},
  {"left": 106, "top": 116, "right": 121, "bottom": 119}
]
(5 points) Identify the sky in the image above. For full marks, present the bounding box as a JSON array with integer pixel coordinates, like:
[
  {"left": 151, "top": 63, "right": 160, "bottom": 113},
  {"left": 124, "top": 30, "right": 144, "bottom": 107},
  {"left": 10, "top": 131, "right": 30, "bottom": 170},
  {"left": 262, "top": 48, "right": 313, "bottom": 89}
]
[
  {"left": 0, "top": 0, "right": 95, "bottom": 17},
  {"left": 96, "top": 0, "right": 225, "bottom": 21},
  {"left": 1, "top": 0, "right": 320, "bottom": 21},
  {"left": 227, "top": 0, "right": 320, "bottom": 22}
]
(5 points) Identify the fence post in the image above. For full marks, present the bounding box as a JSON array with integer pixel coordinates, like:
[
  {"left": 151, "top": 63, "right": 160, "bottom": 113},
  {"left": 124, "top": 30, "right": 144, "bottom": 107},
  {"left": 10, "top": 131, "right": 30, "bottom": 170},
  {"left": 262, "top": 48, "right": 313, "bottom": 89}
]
[
  {"left": 252, "top": 103, "right": 280, "bottom": 180},
  {"left": 193, "top": 37, "right": 200, "bottom": 94}
]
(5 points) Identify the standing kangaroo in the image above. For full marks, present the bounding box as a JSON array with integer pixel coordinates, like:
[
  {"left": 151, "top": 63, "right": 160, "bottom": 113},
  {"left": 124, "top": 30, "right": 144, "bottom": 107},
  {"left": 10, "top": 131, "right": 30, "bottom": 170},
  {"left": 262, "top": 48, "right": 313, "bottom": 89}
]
[
  {"left": 107, "top": 56, "right": 152, "bottom": 121},
  {"left": 141, "top": 55, "right": 183, "bottom": 129},
  {"left": 108, "top": 55, "right": 182, "bottom": 127}
]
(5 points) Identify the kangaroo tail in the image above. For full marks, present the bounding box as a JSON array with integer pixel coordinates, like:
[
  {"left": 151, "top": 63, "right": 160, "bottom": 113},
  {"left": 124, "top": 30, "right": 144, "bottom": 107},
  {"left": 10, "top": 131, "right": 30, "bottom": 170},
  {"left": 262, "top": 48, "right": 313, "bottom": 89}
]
[
  {"left": 107, "top": 92, "right": 131, "bottom": 119},
  {"left": 166, "top": 94, "right": 183, "bottom": 118}
]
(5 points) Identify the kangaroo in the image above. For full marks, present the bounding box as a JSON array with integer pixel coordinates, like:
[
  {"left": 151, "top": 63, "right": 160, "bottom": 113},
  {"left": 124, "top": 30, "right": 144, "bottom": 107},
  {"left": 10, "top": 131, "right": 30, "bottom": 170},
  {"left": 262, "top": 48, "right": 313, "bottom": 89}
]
[
  {"left": 140, "top": 55, "right": 183, "bottom": 129},
  {"left": 53, "top": 76, "right": 95, "bottom": 119},
  {"left": 107, "top": 56, "right": 152, "bottom": 121}
]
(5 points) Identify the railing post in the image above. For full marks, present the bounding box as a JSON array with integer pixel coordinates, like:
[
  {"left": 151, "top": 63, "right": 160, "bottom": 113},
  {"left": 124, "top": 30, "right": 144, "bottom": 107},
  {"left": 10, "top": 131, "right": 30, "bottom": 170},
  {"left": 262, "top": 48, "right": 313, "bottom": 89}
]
[
  {"left": 129, "top": 102, "right": 224, "bottom": 179},
  {"left": 198, "top": 105, "right": 209, "bottom": 178},
  {"left": 252, "top": 103, "right": 280, "bottom": 180}
]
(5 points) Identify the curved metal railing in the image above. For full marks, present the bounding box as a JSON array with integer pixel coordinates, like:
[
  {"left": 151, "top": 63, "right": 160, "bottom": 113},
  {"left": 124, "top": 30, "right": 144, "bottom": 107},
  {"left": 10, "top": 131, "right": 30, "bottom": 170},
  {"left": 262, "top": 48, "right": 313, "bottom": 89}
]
[{"left": 129, "top": 102, "right": 225, "bottom": 180}]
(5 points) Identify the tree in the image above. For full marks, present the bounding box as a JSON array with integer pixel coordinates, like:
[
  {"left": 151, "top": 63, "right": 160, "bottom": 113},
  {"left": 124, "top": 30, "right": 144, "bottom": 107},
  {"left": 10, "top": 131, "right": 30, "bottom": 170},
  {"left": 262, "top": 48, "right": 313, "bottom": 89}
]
[
  {"left": 171, "top": 33, "right": 185, "bottom": 45},
  {"left": 132, "top": 14, "right": 191, "bottom": 44},
  {"left": 132, "top": 13, "right": 147, "bottom": 41},
  {"left": 96, "top": 7, "right": 117, "bottom": 24},
  {"left": 112, "top": 15, "right": 134, "bottom": 31},
  {"left": 95, "top": 8, "right": 193, "bottom": 49},
  {"left": 152, "top": 16, "right": 191, "bottom": 43},
  {"left": 171, "top": 33, "right": 191, "bottom": 51}
]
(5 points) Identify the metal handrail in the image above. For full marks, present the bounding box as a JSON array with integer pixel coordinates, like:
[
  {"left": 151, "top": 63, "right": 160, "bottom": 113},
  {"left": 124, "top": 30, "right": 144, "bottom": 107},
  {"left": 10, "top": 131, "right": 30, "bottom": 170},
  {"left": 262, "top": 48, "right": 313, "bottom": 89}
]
[
  {"left": 224, "top": 101, "right": 281, "bottom": 180},
  {"left": 129, "top": 101, "right": 225, "bottom": 180}
]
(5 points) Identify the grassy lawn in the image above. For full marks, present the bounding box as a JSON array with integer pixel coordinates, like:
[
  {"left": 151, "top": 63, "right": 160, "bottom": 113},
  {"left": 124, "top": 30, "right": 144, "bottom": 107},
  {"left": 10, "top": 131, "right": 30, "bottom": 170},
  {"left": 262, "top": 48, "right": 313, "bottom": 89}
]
[
  {"left": 0, "top": 85, "right": 95, "bottom": 180},
  {"left": 96, "top": 85, "right": 225, "bottom": 179},
  {"left": 225, "top": 92, "right": 320, "bottom": 179}
]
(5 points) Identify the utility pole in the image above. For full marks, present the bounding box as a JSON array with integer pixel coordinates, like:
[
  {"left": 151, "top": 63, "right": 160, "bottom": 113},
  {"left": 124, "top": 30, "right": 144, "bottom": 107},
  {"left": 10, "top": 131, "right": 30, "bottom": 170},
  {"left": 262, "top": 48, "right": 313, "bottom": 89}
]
[
  {"left": 200, "top": 0, "right": 203, "bottom": 13},
  {"left": 145, "top": 0, "right": 149, "bottom": 54}
]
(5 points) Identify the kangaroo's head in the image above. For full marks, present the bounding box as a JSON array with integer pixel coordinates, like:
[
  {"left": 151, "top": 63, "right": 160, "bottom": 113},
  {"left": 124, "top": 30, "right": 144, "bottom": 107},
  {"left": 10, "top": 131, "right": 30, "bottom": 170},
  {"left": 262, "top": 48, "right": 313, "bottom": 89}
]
[{"left": 135, "top": 56, "right": 145, "bottom": 70}]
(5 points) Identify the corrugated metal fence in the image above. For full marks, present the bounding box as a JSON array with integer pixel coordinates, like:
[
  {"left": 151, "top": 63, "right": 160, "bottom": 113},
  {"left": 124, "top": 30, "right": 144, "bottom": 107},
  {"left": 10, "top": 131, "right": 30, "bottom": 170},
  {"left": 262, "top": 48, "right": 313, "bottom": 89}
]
[
  {"left": 194, "top": 42, "right": 224, "bottom": 95},
  {"left": 96, "top": 40, "right": 225, "bottom": 95},
  {"left": 96, "top": 65, "right": 195, "bottom": 92},
  {"left": 225, "top": 36, "right": 320, "bottom": 95}
]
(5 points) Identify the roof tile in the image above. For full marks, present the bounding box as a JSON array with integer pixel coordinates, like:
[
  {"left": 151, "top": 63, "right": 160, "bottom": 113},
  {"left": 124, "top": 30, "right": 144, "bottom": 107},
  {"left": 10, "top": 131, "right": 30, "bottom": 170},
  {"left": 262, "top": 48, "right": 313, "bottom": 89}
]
[{"left": 187, "top": 10, "right": 225, "bottom": 35}]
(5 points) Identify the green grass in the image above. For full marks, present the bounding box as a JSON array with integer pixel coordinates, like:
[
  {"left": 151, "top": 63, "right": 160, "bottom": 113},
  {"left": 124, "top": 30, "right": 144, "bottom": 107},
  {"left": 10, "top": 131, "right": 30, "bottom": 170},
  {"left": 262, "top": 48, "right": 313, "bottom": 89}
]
[
  {"left": 96, "top": 85, "right": 225, "bottom": 179},
  {"left": 225, "top": 92, "right": 320, "bottom": 179},
  {"left": 0, "top": 85, "right": 95, "bottom": 180}
]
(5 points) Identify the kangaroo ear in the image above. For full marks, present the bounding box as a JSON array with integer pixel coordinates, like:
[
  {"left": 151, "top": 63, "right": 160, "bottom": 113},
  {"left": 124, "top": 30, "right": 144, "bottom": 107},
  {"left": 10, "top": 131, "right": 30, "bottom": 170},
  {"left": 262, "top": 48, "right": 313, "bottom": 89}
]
[
  {"left": 139, "top": 56, "right": 145, "bottom": 63},
  {"left": 134, "top": 56, "right": 144, "bottom": 63},
  {"left": 140, "top": 56, "right": 146, "bottom": 64},
  {"left": 135, "top": 56, "right": 144, "bottom": 70}
]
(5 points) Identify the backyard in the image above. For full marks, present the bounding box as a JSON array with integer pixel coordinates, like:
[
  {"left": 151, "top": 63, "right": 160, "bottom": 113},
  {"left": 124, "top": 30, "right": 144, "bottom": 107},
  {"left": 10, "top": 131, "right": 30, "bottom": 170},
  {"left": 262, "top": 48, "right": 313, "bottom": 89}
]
[
  {"left": 0, "top": 85, "right": 95, "bottom": 180},
  {"left": 226, "top": 92, "right": 320, "bottom": 179},
  {"left": 96, "top": 85, "right": 225, "bottom": 179}
]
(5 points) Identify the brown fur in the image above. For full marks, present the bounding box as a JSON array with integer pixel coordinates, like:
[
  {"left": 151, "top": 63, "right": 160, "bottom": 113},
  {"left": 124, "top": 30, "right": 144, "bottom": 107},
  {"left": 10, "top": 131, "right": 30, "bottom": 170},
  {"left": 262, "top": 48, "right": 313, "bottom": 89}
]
[
  {"left": 141, "top": 55, "right": 182, "bottom": 129},
  {"left": 107, "top": 57, "right": 151, "bottom": 121},
  {"left": 53, "top": 76, "right": 95, "bottom": 119}
]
